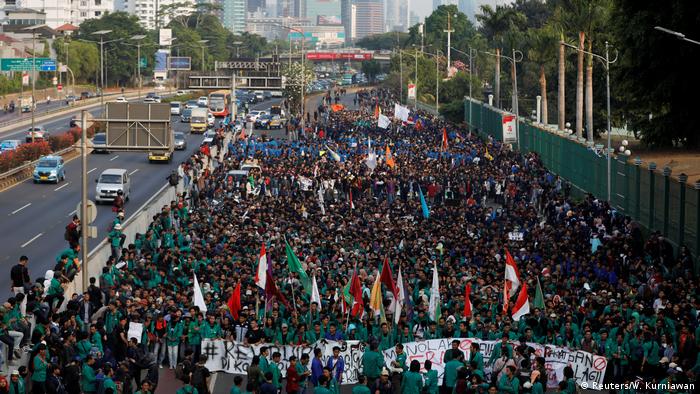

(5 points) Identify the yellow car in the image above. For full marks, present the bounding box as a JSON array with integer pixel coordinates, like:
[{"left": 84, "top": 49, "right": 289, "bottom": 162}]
[
  {"left": 266, "top": 115, "right": 286, "bottom": 129},
  {"left": 148, "top": 150, "right": 172, "bottom": 163}
]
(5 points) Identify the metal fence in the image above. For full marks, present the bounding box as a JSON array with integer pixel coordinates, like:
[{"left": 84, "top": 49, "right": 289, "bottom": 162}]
[{"left": 464, "top": 97, "right": 700, "bottom": 264}]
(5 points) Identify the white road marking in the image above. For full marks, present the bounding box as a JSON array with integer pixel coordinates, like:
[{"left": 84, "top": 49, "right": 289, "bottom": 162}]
[
  {"left": 110, "top": 155, "right": 120, "bottom": 161},
  {"left": 129, "top": 169, "right": 139, "bottom": 175},
  {"left": 21, "top": 233, "right": 43, "bottom": 248},
  {"left": 54, "top": 182, "right": 70, "bottom": 191},
  {"left": 87, "top": 167, "right": 97, "bottom": 174},
  {"left": 10, "top": 203, "right": 31, "bottom": 215},
  {"left": 68, "top": 210, "right": 76, "bottom": 217}
]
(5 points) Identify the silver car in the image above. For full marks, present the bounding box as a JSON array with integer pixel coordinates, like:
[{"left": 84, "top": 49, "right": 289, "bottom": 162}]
[{"left": 174, "top": 132, "right": 186, "bottom": 150}]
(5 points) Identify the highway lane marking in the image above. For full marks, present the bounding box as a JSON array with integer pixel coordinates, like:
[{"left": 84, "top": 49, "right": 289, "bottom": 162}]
[
  {"left": 10, "top": 203, "right": 31, "bottom": 215},
  {"left": 54, "top": 182, "right": 70, "bottom": 191},
  {"left": 110, "top": 155, "right": 120, "bottom": 161},
  {"left": 68, "top": 210, "right": 76, "bottom": 217},
  {"left": 87, "top": 167, "right": 97, "bottom": 174},
  {"left": 129, "top": 169, "right": 139, "bottom": 175},
  {"left": 21, "top": 233, "right": 43, "bottom": 248}
]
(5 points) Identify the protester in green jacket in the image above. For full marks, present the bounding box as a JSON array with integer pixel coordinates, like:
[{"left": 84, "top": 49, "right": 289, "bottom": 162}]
[
  {"left": 497, "top": 366, "right": 519, "bottom": 394},
  {"left": 443, "top": 352, "right": 464, "bottom": 392},
  {"left": 362, "top": 341, "right": 385, "bottom": 382},
  {"left": 270, "top": 352, "right": 283, "bottom": 390},
  {"left": 8, "top": 370, "right": 26, "bottom": 394},
  {"left": 423, "top": 360, "right": 439, "bottom": 394},
  {"left": 31, "top": 345, "right": 49, "bottom": 391},
  {"left": 401, "top": 360, "right": 424, "bottom": 394},
  {"left": 81, "top": 356, "right": 98, "bottom": 394}
]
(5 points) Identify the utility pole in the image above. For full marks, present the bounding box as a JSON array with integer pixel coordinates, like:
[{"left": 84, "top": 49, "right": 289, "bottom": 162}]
[
  {"left": 444, "top": 14, "right": 454, "bottom": 75},
  {"left": 231, "top": 71, "right": 237, "bottom": 122},
  {"left": 80, "top": 110, "right": 88, "bottom": 292},
  {"left": 31, "top": 29, "right": 36, "bottom": 142},
  {"left": 399, "top": 49, "right": 403, "bottom": 103}
]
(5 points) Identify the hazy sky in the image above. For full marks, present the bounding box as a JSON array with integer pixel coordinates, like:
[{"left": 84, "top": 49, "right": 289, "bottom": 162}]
[{"left": 413, "top": 0, "right": 514, "bottom": 21}]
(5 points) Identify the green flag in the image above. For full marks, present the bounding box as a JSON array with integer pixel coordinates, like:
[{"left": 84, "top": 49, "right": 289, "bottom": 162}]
[
  {"left": 285, "top": 239, "right": 312, "bottom": 295},
  {"left": 534, "top": 277, "right": 545, "bottom": 311}
]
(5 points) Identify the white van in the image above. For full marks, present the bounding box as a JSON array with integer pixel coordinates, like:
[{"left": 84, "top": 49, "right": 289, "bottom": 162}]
[{"left": 95, "top": 168, "right": 131, "bottom": 203}]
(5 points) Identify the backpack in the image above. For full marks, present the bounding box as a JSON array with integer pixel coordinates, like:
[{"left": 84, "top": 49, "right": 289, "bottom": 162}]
[
  {"left": 175, "top": 359, "right": 191, "bottom": 381},
  {"left": 191, "top": 365, "right": 204, "bottom": 386}
]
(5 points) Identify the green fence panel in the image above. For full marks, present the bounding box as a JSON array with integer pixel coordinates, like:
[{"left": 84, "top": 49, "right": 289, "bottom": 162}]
[
  {"left": 639, "top": 169, "right": 652, "bottom": 228},
  {"left": 686, "top": 187, "right": 698, "bottom": 251},
  {"left": 668, "top": 181, "right": 681, "bottom": 241},
  {"left": 653, "top": 174, "right": 665, "bottom": 232}
]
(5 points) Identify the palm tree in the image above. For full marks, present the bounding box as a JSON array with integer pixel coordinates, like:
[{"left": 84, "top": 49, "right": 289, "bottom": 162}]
[
  {"left": 527, "top": 27, "right": 557, "bottom": 125},
  {"left": 477, "top": 5, "right": 526, "bottom": 109}
]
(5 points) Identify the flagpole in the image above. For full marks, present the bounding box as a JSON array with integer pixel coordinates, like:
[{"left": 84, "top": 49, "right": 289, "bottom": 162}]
[
  {"left": 290, "top": 278, "right": 299, "bottom": 315},
  {"left": 345, "top": 262, "right": 358, "bottom": 332}
]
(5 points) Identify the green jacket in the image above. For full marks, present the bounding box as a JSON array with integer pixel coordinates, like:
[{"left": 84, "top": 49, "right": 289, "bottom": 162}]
[
  {"left": 176, "top": 385, "right": 199, "bottom": 394},
  {"left": 270, "top": 361, "right": 281, "bottom": 388},
  {"left": 188, "top": 321, "right": 203, "bottom": 345},
  {"left": 352, "top": 386, "right": 371, "bottom": 394},
  {"left": 31, "top": 355, "right": 48, "bottom": 382},
  {"left": 401, "top": 371, "right": 424, "bottom": 394},
  {"left": 362, "top": 350, "right": 385, "bottom": 378},
  {"left": 423, "top": 370, "right": 439, "bottom": 394},
  {"left": 443, "top": 360, "right": 462, "bottom": 388},
  {"left": 497, "top": 375, "right": 519, "bottom": 394},
  {"left": 167, "top": 320, "right": 184, "bottom": 346},
  {"left": 201, "top": 322, "right": 222, "bottom": 339},
  {"left": 470, "top": 351, "right": 484, "bottom": 371},
  {"left": 103, "top": 377, "right": 118, "bottom": 392},
  {"left": 8, "top": 377, "right": 25, "bottom": 394},
  {"left": 81, "top": 364, "right": 97, "bottom": 392}
]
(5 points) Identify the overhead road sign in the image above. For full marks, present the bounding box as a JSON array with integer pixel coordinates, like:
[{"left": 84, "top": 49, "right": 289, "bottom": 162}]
[
  {"left": 1, "top": 58, "right": 57, "bottom": 71},
  {"left": 168, "top": 56, "right": 191, "bottom": 70}
]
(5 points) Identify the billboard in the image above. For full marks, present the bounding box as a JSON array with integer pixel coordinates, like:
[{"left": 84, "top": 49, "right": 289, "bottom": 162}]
[
  {"left": 306, "top": 52, "right": 373, "bottom": 61},
  {"left": 168, "top": 57, "right": 191, "bottom": 70},
  {"left": 155, "top": 50, "right": 168, "bottom": 72},
  {"left": 502, "top": 115, "right": 517, "bottom": 143},
  {"left": 407, "top": 83, "right": 416, "bottom": 100},
  {"left": 318, "top": 15, "right": 342, "bottom": 25},
  {"left": 159, "top": 29, "right": 172, "bottom": 46}
]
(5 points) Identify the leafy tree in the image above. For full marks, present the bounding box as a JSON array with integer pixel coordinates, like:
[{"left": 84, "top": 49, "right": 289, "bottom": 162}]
[
  {"left": 356, "top": 32, "right": 409, "bottom": 50},
  {"left": 361, "top": 60, "right": 381, "bottom": 82},
  {"left": 526, "top": 26, "right": 558, "bottom": 124},
  {"left": 283, "top": 63, "right": 314, "bottom": 116},
  {"left": 78, "top": 12, "right": 152, "bottom": 87},
  {"left": 53, "top": 38, "right": 100, "bottom": 84},
  {"left": 611, "top": 0, "right": 700, "bottom": 147}
]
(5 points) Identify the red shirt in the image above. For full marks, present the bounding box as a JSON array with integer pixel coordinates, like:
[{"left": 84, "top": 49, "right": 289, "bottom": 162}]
[{"left": 286, "top": 365, "right": 300, "bottom": 392}]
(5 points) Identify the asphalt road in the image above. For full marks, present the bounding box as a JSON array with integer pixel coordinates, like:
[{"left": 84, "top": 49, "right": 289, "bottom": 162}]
[
  {"left": 0, "top": 100, "right": 68, "bottom": 125},
  {"left": 0, "top": 97, "right": 282, "bottom": 296}
]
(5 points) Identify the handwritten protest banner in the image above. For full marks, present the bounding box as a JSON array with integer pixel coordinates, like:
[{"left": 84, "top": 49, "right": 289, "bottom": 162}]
[{"left": 202, "top": 338, "right": 606, "bottom": 390}]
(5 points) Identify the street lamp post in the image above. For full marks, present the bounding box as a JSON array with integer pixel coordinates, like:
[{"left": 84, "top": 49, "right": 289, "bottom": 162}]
[
  {"left": 561, "top": 40, "right": 618, "bottom": 202},
  {"left": 92, "top": 30, "right": 112, "bottom": 108},
  {"left": 654, "top": 26, "right": 700, "bottom": 46},
  {"left": 131, "top": 35, "right": 146, "bottom": 99},
  {"left": 23, "top": 25, "right": 46, "bottom": 142},
  {"left": 482, "top": 49, "right": 523, "bottom": 149},
  {"left": 450, "top": 46, "right": 476, "bottom": 132},
  {"left": 436, "top": 49, "right": 441, "bottom": 113},
  {"left": 198, "top": 39, "right": 209, "bottom": 71},
  {"left": 233, "top": 41, "right": 243, "bottom": 58}
]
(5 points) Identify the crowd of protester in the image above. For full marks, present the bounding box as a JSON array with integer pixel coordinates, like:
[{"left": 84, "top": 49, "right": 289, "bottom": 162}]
[{"left": 1, "top": 87, "right": 698, "bottom": 394}]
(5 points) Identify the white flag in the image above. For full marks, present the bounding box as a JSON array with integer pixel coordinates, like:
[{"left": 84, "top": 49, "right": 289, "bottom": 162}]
[
  {"left": 428, "top": 263, "right": 441, "bottom": 321},
  {"left": 378, "top": 114, "right": 391, "bottom": 129},
  {"left": 193, "top": 273, "right": 208, "bottom": 313},
  {"left": 394, "top": 267, "right": 406, "bottom": 324},
  {"left": 394, "top": 104, "right": 410, "bottom": 122},
  {"left": 311, "top": 275, "right": 322, "bottom": 311}
]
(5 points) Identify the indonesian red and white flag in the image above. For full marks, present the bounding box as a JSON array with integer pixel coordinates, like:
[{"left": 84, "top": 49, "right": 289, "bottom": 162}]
[
  {"left": 512, "top": 282, "right": 530, "bottom": 321},
  {"left": 504, "top": 250, "right": 521, "bottom": 297},
  {"left": 441, "top": 127, "right": 449, "bottom": 150},
  {"left": 463, "top": 283, "right": 473, "bottom": 318},
  {"left": 254, "top": 243, "right": 268, "bottom": 289}
]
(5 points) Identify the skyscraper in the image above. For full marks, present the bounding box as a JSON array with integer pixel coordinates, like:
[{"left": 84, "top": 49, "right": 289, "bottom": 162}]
[
  {"left": 353, "top": 0, "right": 383, "bottom": 39},
  {"left": 306, "top": 0, "right": 341, "bottom": 25},
  {"left": 221, "top": 0, "right": 246, "bottom": 33},
  {"left": 458, "top": 0, "right": 476, "bottom": 21},
  {"left": 385, "top": 0, "right": 399, "bottom": 32}
]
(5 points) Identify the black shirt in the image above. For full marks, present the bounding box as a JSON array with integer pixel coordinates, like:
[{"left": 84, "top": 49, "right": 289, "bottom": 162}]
[
  {"left": 245, "top": 327, "right": 264, "bottom": 344},
  {"left": 10, "top": 263, "right": 29, "bottom": 287}
]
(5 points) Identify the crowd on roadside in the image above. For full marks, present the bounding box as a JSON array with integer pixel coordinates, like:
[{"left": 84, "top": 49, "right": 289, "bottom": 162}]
[{"left": 1, "top": 87, "right": 698, "bottom": 394}]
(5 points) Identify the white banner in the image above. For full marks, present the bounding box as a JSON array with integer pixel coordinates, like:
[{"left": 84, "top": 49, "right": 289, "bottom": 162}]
[
  {"left": 394, "top": 103, "right": 410, "bottom": 122},
  {"left": 203, "top": 340, "right": 365, "bottom": 383},
  {"left": 378, "top": 114, "right": 391, "bottom": 129},
  {"left": 502, "top": 115, "right": 517, "bottom": 143},
  {"left": 407, "top": 83, "right": 416, "bottom": 100},
  {"left": 159, "top": 28, "right": 172, "bottom": 46},
  {"left": 202, "top": 338, "right": 607, "bottom": 390},
  {"left": 128, "top": 322, "right": 143, "bottom": 343}
]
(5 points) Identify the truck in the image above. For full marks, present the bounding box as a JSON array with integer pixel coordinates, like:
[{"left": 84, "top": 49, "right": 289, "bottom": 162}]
[
  {"left": 190, "top": 107, "right": 208, "bottom": 134},
  {"left": 20, "top": 96, "right": 34, "bottom": 113}
]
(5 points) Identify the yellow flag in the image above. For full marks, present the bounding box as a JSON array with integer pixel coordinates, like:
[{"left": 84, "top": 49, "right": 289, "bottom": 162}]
[{"left": 369, "top": 272, "right": 382, "bottom": 316}]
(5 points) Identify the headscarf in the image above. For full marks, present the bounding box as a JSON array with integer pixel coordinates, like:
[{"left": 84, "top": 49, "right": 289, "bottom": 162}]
[{"left": 43, "top": 270, "right": 54, "bottom": 296}]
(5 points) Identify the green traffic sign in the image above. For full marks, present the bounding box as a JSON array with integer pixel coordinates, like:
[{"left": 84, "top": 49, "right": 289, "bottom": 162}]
[
  {"left": 0, "top": 57, "right": 57, "bottom": 71},
  {"left": 140, "top": 57, "right": 147, "bottom": 68}
]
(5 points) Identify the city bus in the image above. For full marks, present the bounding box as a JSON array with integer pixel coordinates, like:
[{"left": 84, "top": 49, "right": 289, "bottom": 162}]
[{"left": 208, "top": 90, "right": 231, "bottom": 117}]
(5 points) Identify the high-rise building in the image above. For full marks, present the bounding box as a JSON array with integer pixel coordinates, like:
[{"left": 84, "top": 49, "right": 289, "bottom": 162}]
[
  {"left": 433, "top": 0, "right": 457, "bottom": 9},
  {"left": 221, "top": 0, "right": 246, "bottom": 33},
  {"left": 352, "top": 0, "right": 382, "bottom": 39},
  {"left": 384, "top": 0, "right": 398, "bottom": 32},
  {"left": 115, "top": 0, "right": 194, "bottom": 30},
  {"left": 17, "top": 0, "right": 115, "bottom": 28},
  {"left": 458, "top": 0, "right": 475, "bottom": 21},
  {"left": 248, "top": 0, "right": 265, "bottom": 13},
  {"left": 306, "top": 0, "right": 341, "bottom": 26},
  {"left": 341, "top": 0, "right": 351, "bottom": 43}
]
